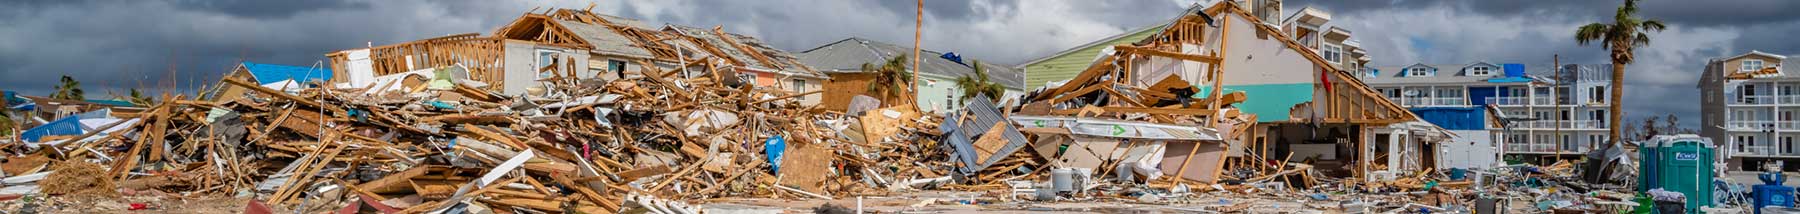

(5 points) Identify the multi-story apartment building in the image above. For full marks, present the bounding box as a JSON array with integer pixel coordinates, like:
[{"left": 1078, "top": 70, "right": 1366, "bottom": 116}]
[
  {"left": 1700, "top": 51, "right": 1799, "bottom": 170},
  {"left": 1360, "top": 63, "right": 1616, "bottom": 162}
]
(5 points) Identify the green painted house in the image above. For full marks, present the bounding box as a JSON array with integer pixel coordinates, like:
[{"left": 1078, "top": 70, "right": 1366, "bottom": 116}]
[{"left": 1017, "top": 24, "right": 1166, "bottom": 90}]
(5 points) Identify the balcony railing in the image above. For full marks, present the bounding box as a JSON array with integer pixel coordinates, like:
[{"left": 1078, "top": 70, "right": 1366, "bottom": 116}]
[
  {"left": 1394, "top": 97, "right": 1467, "bottom": 106},
  {"left": 1488, "top": 97, "right": 1528, "bottom": 106},
  {"left": 1736, "top": 95, "right": 1778, "bottom": 105},
  {"left": 1533, "top": 97, "right": 1560, "bottom": 105},
  {"left": 1781, "top": 121, "right": 1800, "bottom": 130},
  {"left": 1517, "top": 120, "right": 1608, "bottom": 130},
  {"left": 1728, "top": 121, "right": 1779, "bottom": 131},
  {"left": 1730, "top": 145, "right": 1800, "bottom": 157},
  {"left": 1503, "top": 143, "right": 1589, "bottom": 153}
]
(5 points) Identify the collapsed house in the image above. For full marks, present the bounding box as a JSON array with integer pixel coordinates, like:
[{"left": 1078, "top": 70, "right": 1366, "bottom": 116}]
[
  {"left": 326, "top": 8, "right": 826, "bottom": 103},
  {"left": 1021, "top": 1, "right": 1454, "bottom": 188}
]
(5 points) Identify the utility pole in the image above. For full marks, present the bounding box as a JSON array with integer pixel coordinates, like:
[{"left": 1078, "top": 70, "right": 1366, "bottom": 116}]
[
  {"left": 1553, "top": 54, "right": 1563, "bottom": 163},
  {"left": 911, "top": 0, "right": 922, "bottom": 106}
]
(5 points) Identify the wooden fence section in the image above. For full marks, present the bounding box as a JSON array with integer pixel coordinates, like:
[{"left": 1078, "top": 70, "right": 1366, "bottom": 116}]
[{"left": 328, "top": 33, "right": 508, "bottom": 89}]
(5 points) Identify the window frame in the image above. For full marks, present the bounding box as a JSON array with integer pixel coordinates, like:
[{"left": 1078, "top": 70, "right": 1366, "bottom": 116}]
[
  {"left": 790, "top": 79, "right": 807, "bottom": 101},
  {"left": 1469, "top": 66, "right": 1492, "bottom": 76},
  {"left": 1321, "top": 43, "right": 1343, "bottom": 64},
  {"left": 1408, "top": 67, "right": 1431, "bottom": 77},
  {"left": 535, "top": 49, "right": 563, "bottom": 79},
  {"left": 737, "top": 73, "right": 758, "bottom": 86},
  {"left": 1744, "top": 59, "right": 1765, "bottom": 71}
]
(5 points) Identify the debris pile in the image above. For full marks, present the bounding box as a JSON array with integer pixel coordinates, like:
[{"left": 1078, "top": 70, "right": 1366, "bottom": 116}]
[{"left": 0, "top": 62, "right": 966, "bottom": 213}]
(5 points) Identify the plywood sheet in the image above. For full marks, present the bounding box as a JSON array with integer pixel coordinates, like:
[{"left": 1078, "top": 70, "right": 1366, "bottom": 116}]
[
  {"left": 778, "top": 142, "right": 832, "bottom": 193},
  {"left": 971, "top": 121, "right": 1010, "bottom": 162},
  {"left": 1159, "top": 141, "right": 1228, "bottom": 183},
  {"left": 1058, "top": 137, "right": 1121, "bottom": 169}
]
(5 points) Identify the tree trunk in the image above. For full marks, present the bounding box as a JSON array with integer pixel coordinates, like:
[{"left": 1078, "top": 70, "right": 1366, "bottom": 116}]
[{"left": 1609, "top": 61, "right": 1625, "bottom": 148}]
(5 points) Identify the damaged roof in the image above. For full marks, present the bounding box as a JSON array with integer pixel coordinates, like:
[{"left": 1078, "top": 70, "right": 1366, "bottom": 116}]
[
  {"left": 551, "top": 19, "right": 659, "bottom": 59},
  {"left": 796, "top": 37, "right": 1024, "bottom": 90},
  {"left": 662, "top": 25, "right": 821, "bottom": 77}
]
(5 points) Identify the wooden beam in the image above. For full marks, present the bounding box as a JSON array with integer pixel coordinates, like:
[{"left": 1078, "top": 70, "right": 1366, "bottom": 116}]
[
  {"left": 221, "top": 78, "right": 325, "bottom": 109},
  {"left": 1114, "top": 45, "right": 1223, "bottom": 63},
  {"left": 1049, "top": 106, "right": 1217, "bottom": 116},
  {"left": 1037, "top": 58, "right": 1118, "bottom": 99}
]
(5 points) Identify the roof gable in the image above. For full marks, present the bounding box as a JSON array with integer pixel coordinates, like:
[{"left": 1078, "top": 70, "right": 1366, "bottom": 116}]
[
  {"left": 1727, "top": 50, "right": 1787, "bottom": 61},
  {"left": 1399, "top": 63, "right": 1437, "bottom": 77},
  {"left": 1461, "top": 62, "right": 1498, "bottom": 76}
]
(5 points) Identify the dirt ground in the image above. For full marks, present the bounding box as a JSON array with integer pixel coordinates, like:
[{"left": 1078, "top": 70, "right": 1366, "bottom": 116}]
[{"left": 0, "top": 194, "right": 262, "bottom": 214}]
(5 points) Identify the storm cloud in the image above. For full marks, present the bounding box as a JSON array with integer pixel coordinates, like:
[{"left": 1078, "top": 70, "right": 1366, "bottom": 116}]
[{"left": 1, "top": 0, "right": 1794, "bottom": 129}]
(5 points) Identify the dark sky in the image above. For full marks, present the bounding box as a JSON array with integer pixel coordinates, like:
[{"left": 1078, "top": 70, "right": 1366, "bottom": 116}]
[{"left": 2, "top": 0, "right": 1796, "bottom": 128}]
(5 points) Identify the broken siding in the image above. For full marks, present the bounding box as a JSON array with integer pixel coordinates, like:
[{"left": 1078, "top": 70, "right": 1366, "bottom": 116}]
[
  {"left": 1022, "top": 26, "right": 1162, "bottom": 89},
  {"left": 1211, "top": 12, "right": 1317, "bottom": 122}
]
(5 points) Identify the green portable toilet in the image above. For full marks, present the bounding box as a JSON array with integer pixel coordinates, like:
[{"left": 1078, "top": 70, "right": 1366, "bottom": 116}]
[{"left": 1638, "top": 134, "right": 1715, "bottom": 213}]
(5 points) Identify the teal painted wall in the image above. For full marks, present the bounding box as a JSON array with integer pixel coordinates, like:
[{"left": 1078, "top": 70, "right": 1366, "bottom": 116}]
[{"left": 1200, "top": 83, "right": 1315, "bottom": 122}]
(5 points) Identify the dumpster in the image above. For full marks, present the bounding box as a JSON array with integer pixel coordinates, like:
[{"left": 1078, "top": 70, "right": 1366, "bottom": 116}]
[{"left": 1636, "top": 135, "right": 1715, "bottom": 213}]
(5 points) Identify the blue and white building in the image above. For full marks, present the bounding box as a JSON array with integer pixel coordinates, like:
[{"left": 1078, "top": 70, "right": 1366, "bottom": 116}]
[{"left": 1358, "top": 63, "right": 1616, "bottom": 162}]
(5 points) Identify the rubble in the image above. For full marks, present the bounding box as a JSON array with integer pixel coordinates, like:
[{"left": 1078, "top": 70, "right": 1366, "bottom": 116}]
[{"left": 0, "top": 2, "right": 1689, "bottom": 214}]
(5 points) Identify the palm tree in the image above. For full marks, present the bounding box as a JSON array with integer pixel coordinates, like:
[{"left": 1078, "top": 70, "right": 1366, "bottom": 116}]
[
  {"left": 51, "top": 75, "right": 84, "bottom": 100},
  {"left": 1575, "top": 0, "right": 1663, "bottom": 146},
  {"left": 126, "top": 88, "right": 154, "bottom": 106},
  {"left": 862, "top": 55, "right": 913, "bottom": 103},
  {"left": 954, "top": 60, "right": 1005, "bottom": 103},
  {"left": 0, "top": 111, "right": 11, "bottom": 137}
]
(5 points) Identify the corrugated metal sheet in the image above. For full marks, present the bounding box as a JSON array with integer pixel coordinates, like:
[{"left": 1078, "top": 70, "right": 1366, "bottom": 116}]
[
  {"left": 944, "top": 94, "right": 1030, "bottom": 173},
  {"left": 938, "top": 113, "right": 979, "bottom": 174},
  {"left": 20, "top": 115, "right": 84, "bottom": 142}
]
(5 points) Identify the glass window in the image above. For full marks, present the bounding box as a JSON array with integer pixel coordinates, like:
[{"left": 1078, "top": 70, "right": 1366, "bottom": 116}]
[
  {"left": 1469, "top": 66, "right": 1492, "bottom": 76},
  {"left": 536, "top": 50, "right": 561, "bottom": 79},
  {"left": 1322, "top": 44, "right": 1343, "bottom": 64},
  {"left": 607, "top": 60, "right": 626, "bottom": 72},
  {"left": 791, "top": 79, "right": 807, "bottom": 101},
  {"left": 1589, "top": 86, "right": 1606, "bottom": 103},
  {"left": 1408, "top": 67, "right": 1431, "bottom": 77},
  {"left": 738, "top": 73, "right": 758, "bottom": 86},
  {"left": 1744, "top": 59, "right": 1765, "bottom": 71}
]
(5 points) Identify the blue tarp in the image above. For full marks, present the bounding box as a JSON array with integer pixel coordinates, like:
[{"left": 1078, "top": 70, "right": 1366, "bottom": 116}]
[
  {"left": 243, "top": 62, "right": 333, "bottom": 85},
  {"left": 1502, "top": 63, "right": 1525, "bottom": 77},
  {"left": 1468, "top": 87, "right": 1497, "bottom": 106},
  {"left": 2, "top": 91, "right": 23, "bottom": 106},
  {"left": 1410, "top": 107, "right": 1486, "bottom": 130},
  {"left": 1488, "top": 63, "right": 1532, "bottom": 83},
  {"left": 19, "top": 115, "right": 84, "bottom": 142}
]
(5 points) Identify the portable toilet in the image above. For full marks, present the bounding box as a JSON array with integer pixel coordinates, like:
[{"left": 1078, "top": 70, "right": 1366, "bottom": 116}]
[{"left": 1636, "top": 135, "right": 1715, "bottom": 213}]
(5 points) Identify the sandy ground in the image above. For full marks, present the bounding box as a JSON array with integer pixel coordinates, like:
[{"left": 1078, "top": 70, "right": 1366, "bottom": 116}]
[{"left": 0, "top": 194, "right": 262, "bottom": 214}]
